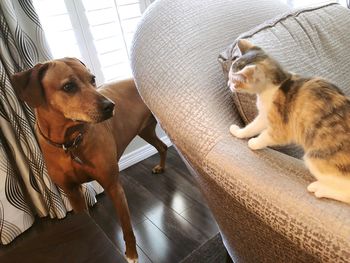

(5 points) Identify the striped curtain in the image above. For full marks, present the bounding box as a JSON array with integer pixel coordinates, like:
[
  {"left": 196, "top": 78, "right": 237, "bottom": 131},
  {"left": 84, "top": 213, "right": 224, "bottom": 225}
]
[{"left": 0, "top": 0, "right": 103, "bottom": 245}]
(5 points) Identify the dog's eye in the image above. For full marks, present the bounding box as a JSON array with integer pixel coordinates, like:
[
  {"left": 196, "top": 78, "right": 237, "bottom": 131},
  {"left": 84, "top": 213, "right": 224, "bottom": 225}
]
[
  {"left": 90, "top": 76, "right": 96, "bottom": 86},
  {"left": 62, "top": 82, "right": 77, "bottom": 93}
]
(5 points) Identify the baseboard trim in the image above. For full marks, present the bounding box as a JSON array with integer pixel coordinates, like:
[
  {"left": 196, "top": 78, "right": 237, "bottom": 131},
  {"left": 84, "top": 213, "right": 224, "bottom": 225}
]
[{"left": 118, "top": 136, "right": 172, "bottom": 171}]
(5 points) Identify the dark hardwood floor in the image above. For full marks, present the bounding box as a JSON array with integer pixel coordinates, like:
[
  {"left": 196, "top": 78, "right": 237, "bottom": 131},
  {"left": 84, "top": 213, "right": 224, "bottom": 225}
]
[{"left": 0, "top": 147, "right": 220, "bottom": 263}]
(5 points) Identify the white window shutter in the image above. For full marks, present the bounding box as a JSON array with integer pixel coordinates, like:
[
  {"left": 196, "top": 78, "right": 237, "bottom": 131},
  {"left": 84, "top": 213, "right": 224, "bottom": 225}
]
[
  {"left": 64, "top": 0, "right": 105, "bottom": 84},
  {"left": 139, "top": 0, "right": 153, "bottom": 13},
  {"left": 33, "top": 0, "right": 145, "bottom": 84}
]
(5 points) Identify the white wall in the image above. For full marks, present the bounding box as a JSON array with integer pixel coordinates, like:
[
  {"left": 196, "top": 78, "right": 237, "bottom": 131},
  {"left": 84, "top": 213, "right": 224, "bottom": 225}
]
[
  {"left": 123, "top": 125, "right": 167, "bottom": 155},
  {"left": 119, "top": 125, "right": 171, "bottom": 171}
]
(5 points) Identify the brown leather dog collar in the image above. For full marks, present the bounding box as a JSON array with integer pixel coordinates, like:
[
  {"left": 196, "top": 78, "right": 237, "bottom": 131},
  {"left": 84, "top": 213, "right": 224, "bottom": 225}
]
[{"left": 36, "top": 123, "right": 85, "bottom": 164}]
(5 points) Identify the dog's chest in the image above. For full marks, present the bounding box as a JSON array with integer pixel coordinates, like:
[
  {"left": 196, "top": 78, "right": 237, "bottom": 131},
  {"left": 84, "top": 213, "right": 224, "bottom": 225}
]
[
  {"left": 45, "top": 151, "right": 96, "bottom": 185},
  {"left": 40, "top": 126, "right": 117, "bottom": 187},
  {"left": 71, "top": 168, "right": 94, "bottom": 184}
]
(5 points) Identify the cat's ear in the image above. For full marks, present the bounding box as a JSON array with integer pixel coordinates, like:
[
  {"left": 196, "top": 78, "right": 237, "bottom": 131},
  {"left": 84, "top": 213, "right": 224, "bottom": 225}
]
[
  {"left": 236, "top": 65, "right": 257, "bottom": 81},
  {"left": 231, "top": 65, "right": 257, "bottom": 90},
  {"left": 237, "top": 39, "right": 254, "bottom": 55}
]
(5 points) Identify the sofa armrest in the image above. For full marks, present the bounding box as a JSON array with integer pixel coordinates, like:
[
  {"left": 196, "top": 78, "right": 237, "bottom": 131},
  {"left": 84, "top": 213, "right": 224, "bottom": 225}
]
[
  {"left": 129, "top": 0, "right": 350, "bottom": 261},
  {"left": 131, "top": 0, "right": 290, "bottom": 164},
  {"left": 203, "top": 136, "right": 350, "bottom": 262}
]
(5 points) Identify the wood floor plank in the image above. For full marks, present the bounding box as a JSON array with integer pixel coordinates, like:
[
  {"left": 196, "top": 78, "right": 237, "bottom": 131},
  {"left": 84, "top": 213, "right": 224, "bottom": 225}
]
[
  {"left": 124, "top": 163, "right": 197, "bottom": 214},
  {"left": 162, "top": 167, "right": 207, "bottom": 205},
  {"left": 142, "top": 147, "right": 207, "bottom": 205},
  {"left": 135, "top": 245, "right": 153, "bottom": 263},
  {"left": 120, "top": 174, "right": 168, "bottom": 217},
  {"left": 90, "top": 199, "right": 131, "bottom": 252},
  {"left": 0, "top": 216, "right": 62, "bottom": 256},
  {"left": 91, "top": 193, "right": 146, "bottom": 225},
  {"left": 134, "top": 219, "right": 184, "bottom": 263},
  {"left": 1, "top": 146, "right": 221, "bottom": 263},
  {"left": 180, "top": 204, "right": 219, "bottom": 239},
  {"left": 1, "top": 213, "right": 127, "bottom": 263},
  {"left": 146, "top": 205, "right": 208, "bottom": 250},
  {"left": 89, "top": 204, "right": 153, "bottom": 263}
]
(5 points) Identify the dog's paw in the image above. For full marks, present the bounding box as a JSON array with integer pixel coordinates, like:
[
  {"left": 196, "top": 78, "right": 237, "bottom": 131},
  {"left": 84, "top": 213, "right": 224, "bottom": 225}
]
[
  {"left": 125, "top": 257, "right": 138, "bottom": 263},
  {"left": 230, "top": 124, "right": 245, "bottom": 138},
  {"left": 152, "top": 165, "right": 164, "bottom": 174}
]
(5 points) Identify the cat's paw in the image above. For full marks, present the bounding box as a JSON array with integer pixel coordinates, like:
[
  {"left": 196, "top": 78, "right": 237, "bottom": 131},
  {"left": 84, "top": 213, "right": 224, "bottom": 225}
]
[
  {"left": 230, "top": 125, "right": 245, "bottom": 138},
  {"left": 307, "top": 181, "right": 338, "bottom": 200},
  {"left": 307, "top": 181, "right": 329, "bottom": 198},
  {"left": 307, "top": 181, "right": 349, "bottom": 202},
  {"left": 248, "top": 138, "right": 264, "bottom": 150},
  {"left": 307, "top": 181, "right": 320, "bottom": 193}
]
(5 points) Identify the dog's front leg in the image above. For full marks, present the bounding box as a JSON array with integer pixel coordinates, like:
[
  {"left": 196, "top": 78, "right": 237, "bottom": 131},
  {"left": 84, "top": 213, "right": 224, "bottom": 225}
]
[
  {"left": 62, "top": 184, "right": 88, "bottom": 214},
  {"left": 105, "top": 179, "right": 138, "bottom": 263}
]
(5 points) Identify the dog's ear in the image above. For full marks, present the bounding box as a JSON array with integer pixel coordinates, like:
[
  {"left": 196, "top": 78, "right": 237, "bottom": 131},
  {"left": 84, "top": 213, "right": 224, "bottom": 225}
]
[
  {"left": 76, "top": 58, "right": 86, "bottom": 67},
  {"left": 11, "top": 63, "right": 49, "bottom": 108},
  {"left": 63, "top": 57, "right": 86, "bottom": 67}
]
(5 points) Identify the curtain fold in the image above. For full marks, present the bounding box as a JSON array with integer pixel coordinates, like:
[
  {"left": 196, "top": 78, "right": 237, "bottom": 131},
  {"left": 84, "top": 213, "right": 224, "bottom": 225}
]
[{"left": 0, "top": 0, "right": 103, "bottom": 245}]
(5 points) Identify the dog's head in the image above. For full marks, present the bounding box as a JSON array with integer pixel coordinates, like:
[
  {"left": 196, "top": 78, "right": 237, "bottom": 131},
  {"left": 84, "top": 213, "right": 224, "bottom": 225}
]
[{"left": 11, "top": 58, "right": 115, "bottom": 123}]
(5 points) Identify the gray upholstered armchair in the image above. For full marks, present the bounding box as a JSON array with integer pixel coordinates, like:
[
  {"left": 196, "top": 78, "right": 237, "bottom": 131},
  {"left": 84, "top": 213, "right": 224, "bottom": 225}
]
[{"left": 131, "top": 0, "right": 350, "bottom": 262}]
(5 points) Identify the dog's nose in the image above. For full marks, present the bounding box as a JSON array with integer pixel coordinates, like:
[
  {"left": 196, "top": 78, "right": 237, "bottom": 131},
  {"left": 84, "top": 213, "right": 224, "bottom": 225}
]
[{"left": 102, "top": 99, "right": 115, "bottom": 113}]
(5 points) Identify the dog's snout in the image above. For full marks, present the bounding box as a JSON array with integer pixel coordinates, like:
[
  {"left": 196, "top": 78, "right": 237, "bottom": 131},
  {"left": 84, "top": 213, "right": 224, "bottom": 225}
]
[
  {"left": 102, "top": 100, "right": 115, "bottom": 113},
  {"left": 95, "top": 99, "right": 115, "bottom": 122}
]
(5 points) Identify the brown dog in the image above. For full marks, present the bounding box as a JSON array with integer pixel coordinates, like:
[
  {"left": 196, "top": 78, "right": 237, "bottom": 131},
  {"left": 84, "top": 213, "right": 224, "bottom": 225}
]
[{"left": 11, "top": 58, "right": 168, "bottom": 263}]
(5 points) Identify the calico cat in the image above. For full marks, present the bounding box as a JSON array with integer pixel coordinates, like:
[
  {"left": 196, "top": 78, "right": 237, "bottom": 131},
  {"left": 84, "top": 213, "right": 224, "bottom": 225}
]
[{"left": 228, "top": 39, "right": 350, "bottom": 204}]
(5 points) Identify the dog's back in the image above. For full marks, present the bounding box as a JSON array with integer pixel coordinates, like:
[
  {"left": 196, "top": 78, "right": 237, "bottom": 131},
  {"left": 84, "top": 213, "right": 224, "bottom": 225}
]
[{"left": 99, "top": 79, "right": 153, "bottom": 159}]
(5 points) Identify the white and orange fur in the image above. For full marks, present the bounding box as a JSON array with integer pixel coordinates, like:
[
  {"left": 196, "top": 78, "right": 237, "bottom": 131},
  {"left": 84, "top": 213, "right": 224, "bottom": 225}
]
[{"left": 228, "top": 39, "right": 350, "bottom": 204}]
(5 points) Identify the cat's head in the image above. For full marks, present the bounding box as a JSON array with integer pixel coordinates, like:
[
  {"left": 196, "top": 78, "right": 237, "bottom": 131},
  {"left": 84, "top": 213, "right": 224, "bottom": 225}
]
[{"left": 228, "top": 39, "right": 288, "bottom": 94}]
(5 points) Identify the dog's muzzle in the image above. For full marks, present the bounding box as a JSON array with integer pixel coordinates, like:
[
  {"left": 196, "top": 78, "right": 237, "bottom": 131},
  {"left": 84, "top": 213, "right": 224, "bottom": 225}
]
[{"left": 100, "top": 99, "right": 115, "bottom": 120}]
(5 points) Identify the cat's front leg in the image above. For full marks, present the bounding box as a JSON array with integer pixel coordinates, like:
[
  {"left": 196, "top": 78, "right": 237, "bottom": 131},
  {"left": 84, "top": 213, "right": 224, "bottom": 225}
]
[
  {"left": 248, "top": 129, "right": 277, "bottom": 150},
  {"left": 230, "top": 114, "right": 267, "bottom": 139}
]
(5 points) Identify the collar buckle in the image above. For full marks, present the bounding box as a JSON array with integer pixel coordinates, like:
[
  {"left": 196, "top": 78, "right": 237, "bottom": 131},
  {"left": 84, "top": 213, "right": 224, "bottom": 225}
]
[{"left": 36, "top": 124, "right": 85, "bottom": 164}]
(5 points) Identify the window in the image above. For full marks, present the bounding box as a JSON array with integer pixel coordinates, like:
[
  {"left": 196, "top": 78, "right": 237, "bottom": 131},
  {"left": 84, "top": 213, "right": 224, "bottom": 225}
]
[{"left": 33, "top": 0, "right": 151, "bottom": 85}]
